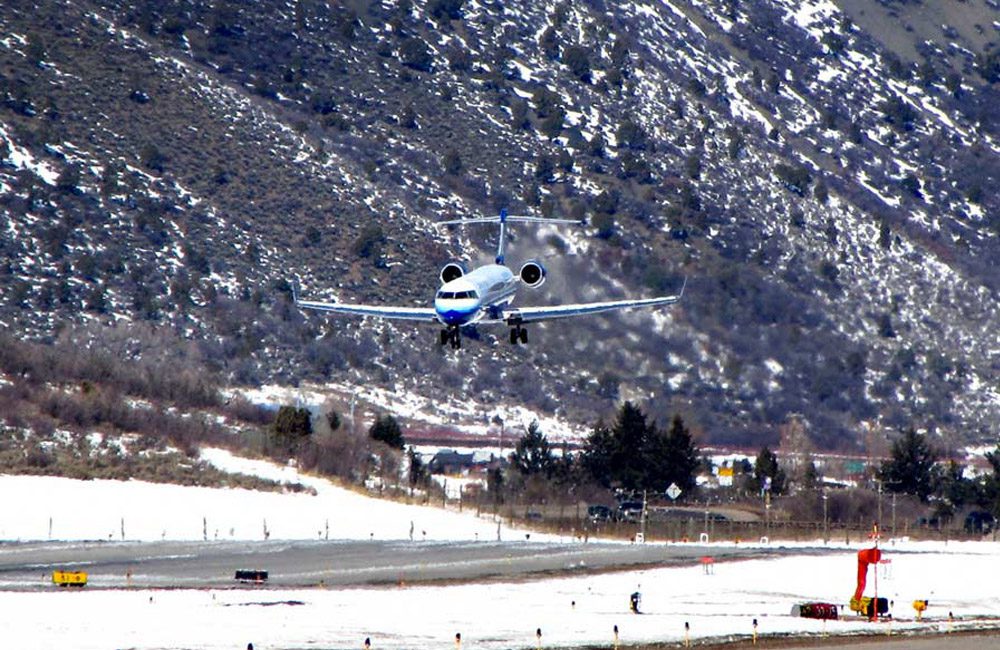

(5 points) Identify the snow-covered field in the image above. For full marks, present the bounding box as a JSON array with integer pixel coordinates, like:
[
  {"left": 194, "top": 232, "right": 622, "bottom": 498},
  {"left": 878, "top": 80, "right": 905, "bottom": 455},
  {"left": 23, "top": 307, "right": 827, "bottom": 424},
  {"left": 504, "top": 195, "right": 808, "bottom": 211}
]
[
  {"left": 0, "top": 449, "right": 547, "bottom": 543},
  {"left": 4, "top": 544, "right": 999, "bottom": 649},
  {"left": 2, "top": 450, "right": 998, "bottom": 649}
]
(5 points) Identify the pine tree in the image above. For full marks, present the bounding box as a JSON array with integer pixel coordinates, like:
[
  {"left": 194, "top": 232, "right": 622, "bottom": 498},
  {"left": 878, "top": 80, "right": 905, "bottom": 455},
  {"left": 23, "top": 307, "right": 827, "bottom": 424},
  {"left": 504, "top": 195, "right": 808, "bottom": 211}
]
[
  {"left": 753, "top": 446, "right": 786, "bottom": 496},
  {"left": 802, "top": 458, "right": 820, "bottom": 490},
  {"left": 512, "top": 421, "right": 554, "bottom": 477},
  {"left": 540, "top": 26, "right": 560, "bottom": 60},
  {"left": 443, "top": 149, "right": 463, "bottom": 175},
  {"left": 510, "top": 99, "right": 529, "bottom": 129},
  {"left": 400, "top": 103, "right": 417, "bottom": 129},
  {"left": 980, "top": 446, "right": 1000, "bottom": 517},
  {"left": 663, "top": 415, "right": 700, "bottom": 493},
  {"left": 140, "top": 144, "right": 166, "bottom": 173},
  {"left": 487, "top": 466, "right": 505, "bottom": 504},
  {"left": 607, "top": 402, "right": 655, "bottom": 491},
  {"left": 369, "top": 414, "right": 405, "bottom": 449},
  {"left": 937, "top": 460, "right": 973, "bottom": 518},
  {"left": 534, "top": 153, "right": 555, "bottom": 182},
  {"left": 581, "top": 422, "right": 615, "bottom": 488},
  {"left": 562, "top": 45, "right": 591, "bottom": 82},
  {"left": 588, "top": 132, "right": 606, "bottom": 158},
  {"left": 616, "top": 119, "right": 646, "bottom": 150},
  {"left": 407, "top": 446, "right": 427, "bottom": 487},
  {"left": 26, "top": 33, "right": 46, "bottom": 65},
  {"left": 878, "top": 427, "right": 939, "bottom": 501},
  {"left": 271, "top": 405, "right": 313, "bottom": 454},
  {"left": 56, "top": 165, "right": 81, "bottom": 193},
  {"left": 352, "top": 224, "right": 386, "bottom": 261},
  {"left": 400, "top": 37, "right": 433, "bottom": 73},
  {"left": 540, "top": 107, "right": 565, "bottom": 138},
  {"left": 427, "top": 0, "right": 464, "bottom": 21}
]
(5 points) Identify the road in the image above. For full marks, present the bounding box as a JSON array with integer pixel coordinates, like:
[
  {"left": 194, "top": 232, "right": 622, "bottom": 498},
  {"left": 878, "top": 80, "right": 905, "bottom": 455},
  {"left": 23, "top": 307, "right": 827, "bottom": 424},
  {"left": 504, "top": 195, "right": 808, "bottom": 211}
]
[
  {"left": 0, "top": 539, "right": 810, "bottom": 589},
  {"left": 693, "top": 629, "right": 1000, "bottom": 649}
]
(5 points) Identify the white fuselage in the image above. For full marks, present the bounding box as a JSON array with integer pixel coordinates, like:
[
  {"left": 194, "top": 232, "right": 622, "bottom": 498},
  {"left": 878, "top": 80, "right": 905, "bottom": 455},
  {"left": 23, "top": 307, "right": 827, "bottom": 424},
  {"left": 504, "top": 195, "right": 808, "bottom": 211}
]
[{"left": 434, "top": 264, "right": 519, "bottom": 327}]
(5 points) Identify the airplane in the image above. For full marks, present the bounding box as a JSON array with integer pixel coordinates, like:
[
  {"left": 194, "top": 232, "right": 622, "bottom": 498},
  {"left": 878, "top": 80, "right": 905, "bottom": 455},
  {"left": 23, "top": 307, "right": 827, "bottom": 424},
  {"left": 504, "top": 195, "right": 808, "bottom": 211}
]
[{"left": 294, "top": 209, "right": 685, "bottom": 349}]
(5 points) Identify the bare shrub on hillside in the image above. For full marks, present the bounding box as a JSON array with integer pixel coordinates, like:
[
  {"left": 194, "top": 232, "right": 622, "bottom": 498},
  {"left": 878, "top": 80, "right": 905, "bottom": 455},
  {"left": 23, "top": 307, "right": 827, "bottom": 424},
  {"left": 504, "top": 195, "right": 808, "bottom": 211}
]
[
  {"left": 223, "top": 396, "right": 275, "bottom": 426},
  {"left": 298, "top": 428, "right": 373, "bottom": 484}
]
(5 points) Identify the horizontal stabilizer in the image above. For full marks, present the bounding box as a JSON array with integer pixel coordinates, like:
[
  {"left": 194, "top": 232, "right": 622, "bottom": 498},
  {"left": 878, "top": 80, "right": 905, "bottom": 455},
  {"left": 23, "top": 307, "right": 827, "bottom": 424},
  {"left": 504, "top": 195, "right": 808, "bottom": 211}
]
[{"left": 437, "top": 216, "right": 583, "bottom": 226}]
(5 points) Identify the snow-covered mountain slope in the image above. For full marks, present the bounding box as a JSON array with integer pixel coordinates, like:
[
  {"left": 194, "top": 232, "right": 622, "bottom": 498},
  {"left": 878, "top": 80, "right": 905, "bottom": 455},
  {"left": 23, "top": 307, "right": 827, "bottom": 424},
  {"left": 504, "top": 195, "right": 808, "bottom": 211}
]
[{"left": 0, "top": 0, "right": 997, "bottom": 450}]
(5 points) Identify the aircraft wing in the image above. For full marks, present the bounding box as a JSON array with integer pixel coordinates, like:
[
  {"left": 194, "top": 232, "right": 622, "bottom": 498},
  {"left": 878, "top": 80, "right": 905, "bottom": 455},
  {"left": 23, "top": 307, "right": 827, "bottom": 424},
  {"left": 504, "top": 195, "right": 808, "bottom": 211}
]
[
  {"left": 296, "top": 297, "right": 439, "bottom": 322},
  {"left": 502, "top": 293, "right": 683, "bottom": 325}
]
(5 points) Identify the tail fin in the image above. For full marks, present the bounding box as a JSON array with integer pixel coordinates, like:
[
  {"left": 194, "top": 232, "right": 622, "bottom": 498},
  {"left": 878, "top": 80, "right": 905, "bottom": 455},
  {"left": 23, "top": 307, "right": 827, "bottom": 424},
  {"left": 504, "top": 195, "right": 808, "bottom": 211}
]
[{"left": 437, "top": 210, "right": 584, "bottom": 265}]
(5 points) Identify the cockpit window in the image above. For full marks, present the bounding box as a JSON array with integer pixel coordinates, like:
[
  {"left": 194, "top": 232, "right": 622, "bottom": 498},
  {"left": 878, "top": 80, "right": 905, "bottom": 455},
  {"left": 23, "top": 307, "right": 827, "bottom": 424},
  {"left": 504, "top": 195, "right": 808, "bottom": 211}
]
[{"left": 438, "top": 291, "right": 478, "bottom": 300}]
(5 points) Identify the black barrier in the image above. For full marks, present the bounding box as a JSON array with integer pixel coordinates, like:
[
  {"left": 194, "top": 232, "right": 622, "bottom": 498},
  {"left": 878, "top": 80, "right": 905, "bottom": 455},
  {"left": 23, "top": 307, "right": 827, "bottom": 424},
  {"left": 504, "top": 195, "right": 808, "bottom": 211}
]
[{"left": 235, "top": 569, "right": 269, "bottom": 583}]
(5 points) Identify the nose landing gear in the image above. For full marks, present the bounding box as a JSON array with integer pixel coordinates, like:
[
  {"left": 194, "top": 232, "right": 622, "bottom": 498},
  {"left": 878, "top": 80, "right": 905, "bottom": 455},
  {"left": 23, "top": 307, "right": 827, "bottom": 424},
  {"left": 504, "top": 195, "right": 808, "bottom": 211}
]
[{"left": 439, "top": 327, "right": 461, "bottom": 349}]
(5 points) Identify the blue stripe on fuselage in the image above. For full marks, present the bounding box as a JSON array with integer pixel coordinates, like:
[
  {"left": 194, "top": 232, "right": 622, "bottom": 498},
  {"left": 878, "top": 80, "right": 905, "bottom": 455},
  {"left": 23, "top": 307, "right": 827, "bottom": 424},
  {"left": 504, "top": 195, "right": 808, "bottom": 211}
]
[{"left": 436, "top": 304, "right": 479, "bottom": 325}]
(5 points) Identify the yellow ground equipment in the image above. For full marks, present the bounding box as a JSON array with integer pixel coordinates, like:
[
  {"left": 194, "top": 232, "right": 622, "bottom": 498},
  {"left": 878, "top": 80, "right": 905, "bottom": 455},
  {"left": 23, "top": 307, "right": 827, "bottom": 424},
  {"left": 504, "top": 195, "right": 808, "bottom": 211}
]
[{"left": 52, "top": 570, "right": 87, "bottom": 587}]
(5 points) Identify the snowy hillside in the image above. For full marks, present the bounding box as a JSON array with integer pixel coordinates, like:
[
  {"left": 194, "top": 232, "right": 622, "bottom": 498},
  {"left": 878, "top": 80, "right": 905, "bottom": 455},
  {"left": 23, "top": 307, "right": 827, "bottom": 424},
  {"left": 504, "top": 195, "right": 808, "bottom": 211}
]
[{"left": 0, "top": 0, "right": 998, "bottom": 449}]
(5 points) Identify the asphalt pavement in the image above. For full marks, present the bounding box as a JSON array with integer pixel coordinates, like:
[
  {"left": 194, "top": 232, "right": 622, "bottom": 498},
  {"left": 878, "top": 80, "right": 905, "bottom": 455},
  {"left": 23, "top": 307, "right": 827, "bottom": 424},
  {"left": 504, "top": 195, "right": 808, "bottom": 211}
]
[{"left": 0, "top": 538, "right": 800, "bottom": 590}]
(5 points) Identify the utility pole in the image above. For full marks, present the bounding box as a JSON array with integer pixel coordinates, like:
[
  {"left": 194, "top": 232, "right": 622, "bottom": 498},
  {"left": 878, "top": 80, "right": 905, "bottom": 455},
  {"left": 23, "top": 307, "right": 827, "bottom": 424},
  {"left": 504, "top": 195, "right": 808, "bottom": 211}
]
[
  {"left": 640, "top": 489, "right": 648, "bottom": 542},
  {"left": 822, "top": 492, "right": 828, "bottom": 544},
  {"left": 891, "top": 493, "right": 896, "bottom": 537},
  {"left": 877, "top": 482, "right": 883, "bottom": 528}
]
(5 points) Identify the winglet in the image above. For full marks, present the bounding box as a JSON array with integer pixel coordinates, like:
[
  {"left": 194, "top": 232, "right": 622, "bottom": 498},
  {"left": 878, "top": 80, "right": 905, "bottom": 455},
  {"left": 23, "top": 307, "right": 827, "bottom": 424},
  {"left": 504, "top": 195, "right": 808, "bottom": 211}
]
[
  {"left": 678, "top": 276, "right": 688, "bottom": 299},
  {"left": 290, "top": 278, "right": 300, "bottom": 304}
]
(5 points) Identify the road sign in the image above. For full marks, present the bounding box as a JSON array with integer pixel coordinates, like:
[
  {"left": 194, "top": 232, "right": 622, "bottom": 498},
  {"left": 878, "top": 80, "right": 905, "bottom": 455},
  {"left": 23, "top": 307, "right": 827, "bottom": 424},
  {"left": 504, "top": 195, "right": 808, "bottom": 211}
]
[{"left": 666, "top": 483, "right": 682, "bottom": 500}]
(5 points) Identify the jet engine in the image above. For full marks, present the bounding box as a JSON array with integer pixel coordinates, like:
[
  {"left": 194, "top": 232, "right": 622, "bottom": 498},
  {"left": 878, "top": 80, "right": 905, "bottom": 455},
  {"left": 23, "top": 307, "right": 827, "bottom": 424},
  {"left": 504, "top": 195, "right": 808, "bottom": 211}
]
[
  {"left": 439, "top": 261, "right": 468, "bottom": 284},
  {"left": 519, "top": 260, "right": 547, "bottom": 288}
]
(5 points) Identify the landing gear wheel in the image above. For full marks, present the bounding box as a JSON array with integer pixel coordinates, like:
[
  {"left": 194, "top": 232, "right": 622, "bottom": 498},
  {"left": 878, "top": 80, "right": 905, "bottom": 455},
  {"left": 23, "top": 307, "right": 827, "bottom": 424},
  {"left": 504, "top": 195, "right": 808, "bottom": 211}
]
[
  {"left": 509, "top": 329, "right": 518, "bottom": 345},
  {"left": 519, "top": 328, "right": 528, "bottom": 344},
  {"left": 442, "top": 327, "right": 461, "bottom": 349}
]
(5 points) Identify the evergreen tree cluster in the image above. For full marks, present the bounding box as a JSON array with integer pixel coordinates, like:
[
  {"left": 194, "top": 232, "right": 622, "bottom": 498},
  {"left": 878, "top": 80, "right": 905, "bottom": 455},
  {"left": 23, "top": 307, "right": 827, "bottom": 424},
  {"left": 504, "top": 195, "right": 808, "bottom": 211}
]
[
  {"left": 580, "top": 402, "right": 700, "bottom": 496},
  {"left": 877, "top": 428, "right": 1000, "bottom": 521}
]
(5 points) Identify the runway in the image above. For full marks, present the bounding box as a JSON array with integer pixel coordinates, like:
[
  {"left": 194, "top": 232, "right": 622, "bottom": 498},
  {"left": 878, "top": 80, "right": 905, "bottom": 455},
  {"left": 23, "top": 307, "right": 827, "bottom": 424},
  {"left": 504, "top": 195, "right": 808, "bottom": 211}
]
[{"left": 0, "top": 539, "right": 804, "bottom": 589}]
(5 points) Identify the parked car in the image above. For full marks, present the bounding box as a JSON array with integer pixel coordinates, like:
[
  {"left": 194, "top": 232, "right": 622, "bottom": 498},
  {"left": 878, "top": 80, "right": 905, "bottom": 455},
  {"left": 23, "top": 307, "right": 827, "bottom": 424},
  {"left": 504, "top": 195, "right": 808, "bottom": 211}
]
[
  {"left": 618, "top": 500, "right": 644, "bottom": 522},
  {"left": 964, "top": 511, "right": 996, "bottom": 535},
  {"left": 587, "top": 505, "right": 613, "bottom": 523},
  {"left": 915, "top": 515, "right": 941, "bottom": 529}
]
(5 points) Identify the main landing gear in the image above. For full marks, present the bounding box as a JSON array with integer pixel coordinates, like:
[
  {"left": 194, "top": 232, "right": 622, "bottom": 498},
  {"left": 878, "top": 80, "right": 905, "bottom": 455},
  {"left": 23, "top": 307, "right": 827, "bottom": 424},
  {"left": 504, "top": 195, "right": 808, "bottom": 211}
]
[
  {"left": 439, "top": 326, "right": 461, "bottom": 349},
  {"left": 509, "top": 325, "right": 528, "bottom": 345}
]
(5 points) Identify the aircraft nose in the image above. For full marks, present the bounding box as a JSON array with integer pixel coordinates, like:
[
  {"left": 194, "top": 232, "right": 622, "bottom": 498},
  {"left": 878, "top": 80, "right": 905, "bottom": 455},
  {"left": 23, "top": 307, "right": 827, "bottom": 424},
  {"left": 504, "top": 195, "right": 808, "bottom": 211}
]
[{"left": 436, "top": 302, "right": 475, "bottom": 325}]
